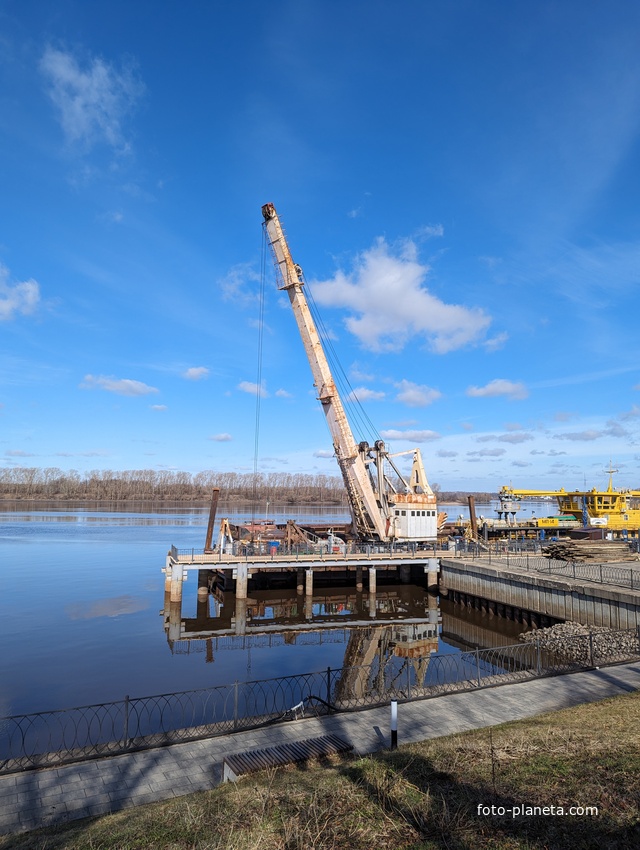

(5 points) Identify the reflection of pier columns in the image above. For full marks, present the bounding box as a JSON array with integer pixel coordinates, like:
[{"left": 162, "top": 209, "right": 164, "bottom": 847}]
[
  {"left": 168, "top": 601, "right": 182, "bottom": 642},
  {"left": 234, "top": 598, "right": 247, "bottom": 635},
  {"left": 399, "top": 564, "right": 411, "bottom": 584},
  {"left": 427, "top": 591, "right": 439, "bottom": 625},
  {"left": 368, "top": 590, "right": 377, "bottom": 618},
  {"left": 235, "top": 563, "right": 248, "bottom": 600},
  {"left": 305, "top": 594, "right": 313, "bottom": 621}
]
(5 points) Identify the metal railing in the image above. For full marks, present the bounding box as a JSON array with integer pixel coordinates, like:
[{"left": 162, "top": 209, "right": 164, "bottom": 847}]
[
  {"left": 452, "top": 544, "right": 640, "bottom": 591},
  {"left": 2, "top": 628, "right": 639, "bottom": 775},
  {"left": 170, "top": 541, "right": 440, "bottom": 562}
]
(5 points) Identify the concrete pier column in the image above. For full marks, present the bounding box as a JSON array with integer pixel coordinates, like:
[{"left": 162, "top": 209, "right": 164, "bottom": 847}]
[
  {"left": 235, "top": 562, "right": 248, "bottom": 600},
  {"left": 426, "top": 558, "right": 439, "bottom": 591},
  {"left": 169, "top": 562, "right": 184, "bottom": 603},
  {"left": 399, "top": 564, "right": 411, "bottom": 584},
  {"left": 369, "top": 566, "right": 377, "bottom": 594},
  {"left": 297, "top": 569, "right": 304, "bottom": 594},
  {"left": 305, "top": 568, "right": 313, "bottom": 596},
  {"left": 234, "top": 598, "right": 247, "bottom": 635},
  {"left": 356, "top": 566, "right": 363, "bottom": 592}
]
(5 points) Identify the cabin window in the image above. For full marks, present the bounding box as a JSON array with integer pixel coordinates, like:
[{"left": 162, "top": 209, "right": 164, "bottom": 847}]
[
  {"left": 411, "top": 511, "right": 415, "bottom": 516},
  {"left": 401, "top": 511, "right": 406, "bottom": 516}
]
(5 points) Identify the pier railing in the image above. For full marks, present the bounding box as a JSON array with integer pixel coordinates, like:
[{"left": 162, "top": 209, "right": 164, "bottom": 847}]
[
  {"left": 452, "top": 544, "right": 640, "bottom": 590},
  {"left": 169, "top": 541, "right": 440, "bottom": 562},
  {"left": 1, "top": 628, "right": 639, "bottom": 775}
]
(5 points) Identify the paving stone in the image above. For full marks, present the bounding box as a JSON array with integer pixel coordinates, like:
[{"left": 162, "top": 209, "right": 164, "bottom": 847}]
[{"left": 1, "top": 661, "right": 639, "bottom": 837}]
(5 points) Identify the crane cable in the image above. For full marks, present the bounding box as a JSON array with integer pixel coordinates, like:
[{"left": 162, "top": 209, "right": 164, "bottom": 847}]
[{"left": 251, "top": 230, "right": 268, "bottom": 532}]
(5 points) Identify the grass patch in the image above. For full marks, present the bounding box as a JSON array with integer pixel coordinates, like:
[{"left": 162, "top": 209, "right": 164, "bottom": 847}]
[{"left": 3, "top": 691, "right": 640, "bottom": 849}]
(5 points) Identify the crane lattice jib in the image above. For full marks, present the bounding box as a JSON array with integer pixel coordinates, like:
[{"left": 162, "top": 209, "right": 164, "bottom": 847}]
[{"left": 261, "top": 203, "right": 388, "bottom": 541}]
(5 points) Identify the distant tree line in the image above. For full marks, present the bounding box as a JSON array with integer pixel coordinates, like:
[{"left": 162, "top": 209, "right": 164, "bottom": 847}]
[
  {"left": 0, "top": 467, "right": 349, "bottom": 504},
  {"left": 0, "top": 467, "right": 496, "bottom": 505}
]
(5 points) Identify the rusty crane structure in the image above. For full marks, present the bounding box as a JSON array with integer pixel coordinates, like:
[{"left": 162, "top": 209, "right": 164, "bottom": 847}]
[{"left": 261, "top": 202, "right": 438, "bottom": 544}]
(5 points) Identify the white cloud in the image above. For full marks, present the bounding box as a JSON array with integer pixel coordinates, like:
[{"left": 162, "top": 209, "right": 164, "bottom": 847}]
[
  {"left": 380, "top": 429, "right": 441, "bottom": 443},
  {"left": 219, "top": 262, "right": 261, "bottom": 303},
  {"left": 311, "top": 238, "right": 491, "bottom": 353},
  {"left": 183, "top": 366, "right": 209, "bottom": 381},
  {"left": 483, "top": 332, "right": 509, "bottom": 352},
  {"left": 0, "top": 265, "right": 41, "bottom": 321},
  {"left": 150, "top": 404, "right": 167, "bottom": 411},
  {"left": 238, "top": 381, "right": 268, "bottom": 397},
  {"left": 80, "top": 375, "right": 159, "bottom": 396},
  {"left": 467, "top": 448, "right": 507, "bottom": 457},
  {"left": 619, "top": 405, "right": 640, "bottom": 421},
  {"left": 275, "top": 388, "right": 292, "bottom": 398},
  {"left": 498, "top": 432, "right": 534, "bottom": 444},
  {"left": 313, "top": 449, "right": 334, "bottom": 458},
  {"left": 466, "top": 379, "right": 529, "bottom": 400},
  {"left": 346, "top": 386, "right": 385, "bottom": 402},
  {"left": 554, "top": 430, "right": 602, "bottom": 442},
  {"left": 40, "top": 46, "right": 144, "bottom": 150},
  {"left": 394, "top": 379, "right": 441, "bottom": 407},
  {"left": 437, "top": 450, "right": 458, "bottom": 458},
  {"left": 209, "top": 433, "right": 232, "bottom": 442},
  {"left": 416, "top": 224, "right": 444, "bottom": 239}
]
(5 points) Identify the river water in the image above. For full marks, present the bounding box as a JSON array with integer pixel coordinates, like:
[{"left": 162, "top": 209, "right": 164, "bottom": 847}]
[{"left": 0, "top": 502, "right": 534, "bottom": 718}]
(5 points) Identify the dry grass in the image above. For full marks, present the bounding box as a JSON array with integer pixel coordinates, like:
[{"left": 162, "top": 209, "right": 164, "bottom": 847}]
[{"left": 3, "top": 691, "right": 640, "bottom": 850}]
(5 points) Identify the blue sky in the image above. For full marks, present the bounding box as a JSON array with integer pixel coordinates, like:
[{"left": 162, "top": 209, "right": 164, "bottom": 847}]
[{"left": 2, "top": 0, "right": 640, "bottom": 493}]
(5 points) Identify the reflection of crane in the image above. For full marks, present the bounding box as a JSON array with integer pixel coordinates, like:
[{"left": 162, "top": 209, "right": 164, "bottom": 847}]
[{"left": 262, "top": 203, "right": 437, "bottom": 544}]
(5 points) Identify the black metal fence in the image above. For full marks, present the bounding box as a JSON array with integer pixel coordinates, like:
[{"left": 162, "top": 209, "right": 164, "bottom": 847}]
[
  {"left": 2, "top": 628, "right": 639, "bottom": 775},
  {"left": 453, "top": 544, "right": 640, "bottom": 591}
]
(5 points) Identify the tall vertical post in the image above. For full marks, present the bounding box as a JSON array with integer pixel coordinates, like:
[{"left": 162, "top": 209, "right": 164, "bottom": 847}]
[
  {"left": 305, "top": 568, "right": 313, "bottom": 596},
  {"left": 204, "top": 488, "right": 220, "bottom": 552}
]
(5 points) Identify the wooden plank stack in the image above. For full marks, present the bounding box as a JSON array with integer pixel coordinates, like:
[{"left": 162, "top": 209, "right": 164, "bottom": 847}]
[{"left": 542, "top": 540, "right": 638, "bottom": 562}]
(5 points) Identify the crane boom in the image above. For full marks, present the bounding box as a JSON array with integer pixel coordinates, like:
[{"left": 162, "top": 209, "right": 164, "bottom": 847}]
[{"left": 261, "top": 203, "right": 438, "bottom": 543}]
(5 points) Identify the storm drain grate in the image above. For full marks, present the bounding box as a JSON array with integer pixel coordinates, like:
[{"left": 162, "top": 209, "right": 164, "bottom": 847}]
[{"left": 222, "top": 734, "right": 353, "bottom": 782}]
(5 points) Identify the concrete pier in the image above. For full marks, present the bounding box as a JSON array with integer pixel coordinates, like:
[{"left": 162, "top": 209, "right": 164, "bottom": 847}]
[{"left": 440, "top": 557, "right": 640, "bottom": 629}]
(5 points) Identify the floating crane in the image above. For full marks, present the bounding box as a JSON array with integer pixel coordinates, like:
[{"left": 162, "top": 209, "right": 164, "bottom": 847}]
[{"left": 261, "top": 202, "right": 438, "bottom": 544}]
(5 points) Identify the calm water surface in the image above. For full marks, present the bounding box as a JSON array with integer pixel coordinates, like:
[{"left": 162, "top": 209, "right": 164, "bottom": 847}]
[{"left": 0, "top": 502, "right": 525, "bottom": 717}]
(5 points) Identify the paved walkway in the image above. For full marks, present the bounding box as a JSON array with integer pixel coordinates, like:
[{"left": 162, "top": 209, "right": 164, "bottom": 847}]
[{"left": 2, "top": 661, "right": 640, "bottom": 836}]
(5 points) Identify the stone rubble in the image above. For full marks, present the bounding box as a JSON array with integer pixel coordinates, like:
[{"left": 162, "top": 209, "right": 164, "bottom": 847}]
[{"left": 519, "top": 622, "right": 640, "bottom": 666}]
